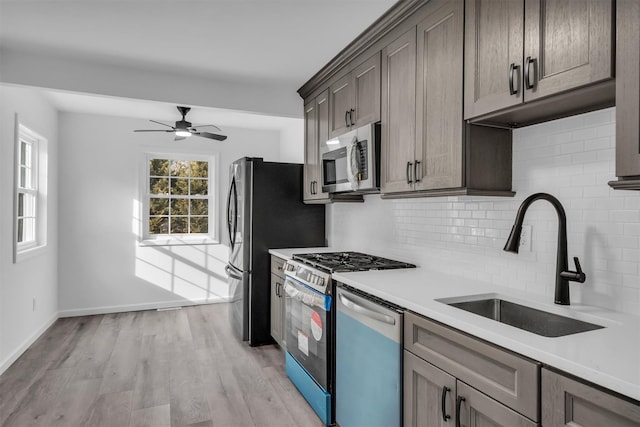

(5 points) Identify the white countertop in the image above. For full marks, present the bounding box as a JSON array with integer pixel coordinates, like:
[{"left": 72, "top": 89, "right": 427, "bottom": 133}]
[{"left": 269, "top": 247, "right": 640, "bottom": 401}]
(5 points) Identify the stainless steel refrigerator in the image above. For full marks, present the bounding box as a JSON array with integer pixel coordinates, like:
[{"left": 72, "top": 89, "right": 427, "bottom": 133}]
[{"left": 225, "top": 157, "right": 326, "bottom": 346}]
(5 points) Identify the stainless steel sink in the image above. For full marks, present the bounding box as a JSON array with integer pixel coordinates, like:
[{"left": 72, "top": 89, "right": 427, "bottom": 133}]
[{"left": 447, "top": 298, "right": 604, "bottom": 337}]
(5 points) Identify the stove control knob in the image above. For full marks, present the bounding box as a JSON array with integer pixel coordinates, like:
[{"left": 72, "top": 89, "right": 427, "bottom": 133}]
[{"left": 318, "top": 278, "right": 324, "bottom": 286}]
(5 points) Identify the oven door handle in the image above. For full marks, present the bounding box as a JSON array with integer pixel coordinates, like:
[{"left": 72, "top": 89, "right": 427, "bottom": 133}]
[
  {"left": 338, "top": 293, "right": 396, "bottom": 325},
  {"left": 284, "top": 281, "right": 330, "bottom": 311}
]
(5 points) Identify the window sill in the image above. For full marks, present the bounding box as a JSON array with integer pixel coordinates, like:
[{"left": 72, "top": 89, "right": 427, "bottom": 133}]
[
  {"left": 14, "top": 244, "right": 48, "bottom": 263},
  {"left": 139, "top": 236, "right": 220, "bottom": 247}
]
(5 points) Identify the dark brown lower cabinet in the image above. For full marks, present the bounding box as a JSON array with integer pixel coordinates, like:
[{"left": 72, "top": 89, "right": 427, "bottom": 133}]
[
  {"left": 404, "top": 350, "right": 538, "bottom": 427},
  {"left": 404, "top": 350, "right": 456, "bottom": 427},
  {"left": 542, "top": 368, "right": 640, "bottom": 427}
]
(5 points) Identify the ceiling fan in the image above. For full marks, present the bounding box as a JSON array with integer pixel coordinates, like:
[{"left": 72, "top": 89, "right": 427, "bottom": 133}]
[{"left": 134, "top": 106, "right": 227, "bottom": 141}]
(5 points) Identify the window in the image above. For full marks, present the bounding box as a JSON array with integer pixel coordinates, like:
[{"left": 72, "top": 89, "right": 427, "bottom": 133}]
[
  {"left": 142, "top": 155, "right": 217, "bottom": 245},
  {"left": 14, "top": 120, "right": 47, "bottom": 262}
]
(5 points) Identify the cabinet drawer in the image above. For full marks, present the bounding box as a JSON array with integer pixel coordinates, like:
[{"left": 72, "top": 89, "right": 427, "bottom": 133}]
[
  {"left": 271, "top": 256, "right": 285, "bottom": 278},
  {"left": 404, "top": 312, "right": 540, "bottom": 421},
  {"left": 542, "top": 368, "right": 640, "bottom": 427}
]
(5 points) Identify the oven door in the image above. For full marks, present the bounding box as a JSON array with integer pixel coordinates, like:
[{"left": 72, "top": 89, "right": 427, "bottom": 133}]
[{"left": 284, "top": 276, "right": 331, "bottom": 391}]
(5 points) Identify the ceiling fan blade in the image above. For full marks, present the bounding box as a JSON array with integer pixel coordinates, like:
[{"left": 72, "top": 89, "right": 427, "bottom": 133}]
[
  {"left": 133, "top": 129, "right": 175, "bottom": 132},
  {"left": 190, "top": 124, "right": 222, "bottom": 132},
  {"left": 149, "top": 119, "right": 175, "bottom": 129},
  {"left": 194, "top": 132, "right": 227, "bottom": 141}
]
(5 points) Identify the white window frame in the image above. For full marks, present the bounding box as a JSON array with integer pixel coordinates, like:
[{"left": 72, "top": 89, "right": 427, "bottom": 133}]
[
  {"left": 13, "top": 116, "right": 48, "bottom": 263},
  {"left": 140, "top": 152, "right": 219, "bottom": 246}
]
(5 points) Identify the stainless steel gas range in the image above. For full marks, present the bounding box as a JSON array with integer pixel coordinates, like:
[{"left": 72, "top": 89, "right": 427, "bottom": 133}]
[{"left": 282, "top": 251, "right": 415, "bottom": 426}]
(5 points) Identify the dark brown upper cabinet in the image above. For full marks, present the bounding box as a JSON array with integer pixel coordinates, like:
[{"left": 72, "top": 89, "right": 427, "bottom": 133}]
[
  {"left": 464, "top": 0, "right": 614, "bottom": 127},
  {"left": 303, "top": 90, "right": 363, "bottom": 204},
  {"left": 381, "top": 0, "right": 513, "bottom": 198},
  {"left": 329, "top": 53, "right": 381, "bottom": 139},
  {"left": 609, "top": 0, "right": 640, "bottom": 190}
]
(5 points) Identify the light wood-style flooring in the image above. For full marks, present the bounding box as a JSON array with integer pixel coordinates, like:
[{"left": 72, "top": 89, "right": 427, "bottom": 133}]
[{"left": 0, "top": 304, "right": 323, "bottom": 427}]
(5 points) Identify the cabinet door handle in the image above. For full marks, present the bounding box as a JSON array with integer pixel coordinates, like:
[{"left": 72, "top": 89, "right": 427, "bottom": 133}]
[
  {"left": 345, "top": 110, "right": 350, "bottom": 127},
  {"left": 525, "top": 56, "right": 536, "bottom": 90},
  {"left": 349, "top": 108, "right": 355, "bottom": 126},
  {"left": 441, "top": 386, "right": 451, "bottom": 422},
  {"left": 508, "top": 63, "right": 520, "bottom": 95},
  {"left": 406, "top": 162, "right": 413, "bottom": 184},
  {"left": 276, "top": 282, "right": 282, "bottom": 297},
  {"left": 456, "top": 396, "right": 465, "bottom": 427},
  {"left": 414, "top": 160, "right": 421, "bottom": 183}
]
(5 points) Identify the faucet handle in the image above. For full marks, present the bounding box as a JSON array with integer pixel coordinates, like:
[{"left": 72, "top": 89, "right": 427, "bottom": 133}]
[{"left": 561, "top": 257, "right": 586, "bottom": 283}]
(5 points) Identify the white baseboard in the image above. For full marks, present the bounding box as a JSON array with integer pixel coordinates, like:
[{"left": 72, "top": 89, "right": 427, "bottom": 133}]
[
  {"left": 58, "top": 296, "right": 229, "bottom": 318},
  {"left": 0, "top": 312, "right": 59, "bottom": 376}
]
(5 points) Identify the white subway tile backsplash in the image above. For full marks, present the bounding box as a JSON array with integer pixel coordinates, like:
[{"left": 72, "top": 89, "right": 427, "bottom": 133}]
[{"left": 328, "top": 107, "right": 640, "bottom": 315}]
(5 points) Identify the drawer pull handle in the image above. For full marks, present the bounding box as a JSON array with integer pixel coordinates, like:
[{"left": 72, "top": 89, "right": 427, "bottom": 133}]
[
  {"left": 441, "top": 386, "right": 451, "bottom": 421},
  {"left": 406, "top": 162, "right": 413, "bottom": 184},
  {"left": 525, "top": 56, "right": 537, "bottom": 90},
  {"left": 456, "top": 396, "right": 465, "bottom": 427},
  {"left": 509, "top": 63, "right": 519, "bottom": 95}
]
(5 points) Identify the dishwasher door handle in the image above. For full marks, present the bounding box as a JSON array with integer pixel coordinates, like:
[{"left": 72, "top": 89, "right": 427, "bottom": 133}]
[{"left": 339, "top": 294, "right": 396, "bottom": 325}]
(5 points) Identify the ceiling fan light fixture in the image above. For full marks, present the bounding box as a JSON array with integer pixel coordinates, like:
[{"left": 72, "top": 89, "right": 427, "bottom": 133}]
[{"left": 175, "top": 130, "right": 192, "bottom": 137}]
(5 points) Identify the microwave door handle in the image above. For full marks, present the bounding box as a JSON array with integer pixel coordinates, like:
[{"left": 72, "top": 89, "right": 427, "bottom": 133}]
[{"left": 339, "top": 293, "right": 396, "bottom": 325}]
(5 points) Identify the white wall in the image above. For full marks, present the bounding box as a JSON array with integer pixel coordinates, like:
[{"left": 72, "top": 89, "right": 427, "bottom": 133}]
[
  {"left": 0, "top": 84, "right": 59, "bottom": 373},
  {"left": 329, "top": 108, "right": 640, "bottom": 315},
  {"left": 57, "top": 112, "right": 282, "bottom": 315},
  {"left": 279, "top": 119, "right": 305, "bottom": 163}
]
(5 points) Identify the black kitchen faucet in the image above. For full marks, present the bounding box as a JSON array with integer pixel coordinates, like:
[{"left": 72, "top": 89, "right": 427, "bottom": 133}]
[{"left": 503, "top": 193, "right": 586, "bottom": 305}]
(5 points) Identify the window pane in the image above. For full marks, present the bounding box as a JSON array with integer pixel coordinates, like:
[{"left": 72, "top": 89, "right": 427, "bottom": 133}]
[
  {"left": 20, "top": 167, "right": 26, "bottom": 188},
  {"left": 170, "top": 217, "right": 188, "bottom": 234},
  {"left": 190, "top": 161, "right": 208, "bottom": 178},
  {"left": 190, "top": 199, "right": 208, "bottom": 215},
  {"left": 150, "top": 178, "right": 169, "bottom": 195},
  {"left": 171, "top": 198, "right": 189, "bottom": 215},
  {"left": 149, "top": 198, "right": 169, "bottom": 215},
  {"left": 18, "top": 193, "right": 24, "bottom": 217},
  {"left": 24, "top": 218, "right": 35, "bottom": 242},
  {"left": 170, "top": 178, "right": 189, "bottom": 195},
  {"left": 170, "top": 160, "right": 189, "bottom": 177},
  {"left": 17, "top": 218, "right": 23, "bottom": 242},
  {"left": 149, "top": 216, "right": 169, "bottom": 234},
  {"left": 190, "top": 217, "right": 208, "bottom": 233},
  {"left": 190, "top": 179, "right": 208, "bottom": 195},
  {"left": 149, "top": 159, "right": 169, "bottom": 176},
  {"left": 20, "top": 141, "right": 28, "bottom": 166},
  {"left": 24, "top": 193, "right": 35, "bottom": 216}
]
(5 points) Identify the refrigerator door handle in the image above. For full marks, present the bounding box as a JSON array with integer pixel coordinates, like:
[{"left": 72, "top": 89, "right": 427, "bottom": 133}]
[
  {"left": 227, "top": 177, "right": 238, "bottom": 250},
  {"left": 225, "top": 264, "right": 243, "bottom": 280}
]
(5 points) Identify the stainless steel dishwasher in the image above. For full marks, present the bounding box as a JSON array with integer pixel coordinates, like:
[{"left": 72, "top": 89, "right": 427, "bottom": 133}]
[{"left": 335, "top": 284, "right": 403, "bottom": 427}]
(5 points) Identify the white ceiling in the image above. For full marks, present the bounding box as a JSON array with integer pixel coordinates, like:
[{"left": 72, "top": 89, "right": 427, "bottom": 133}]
[{"left": 0, "top": 0, "right": 397, "bottom": 129}]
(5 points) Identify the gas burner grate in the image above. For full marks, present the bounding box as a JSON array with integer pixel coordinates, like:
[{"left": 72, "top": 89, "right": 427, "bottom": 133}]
[{"left": 292, "top": 251, "right": 415, "bottom": 273}]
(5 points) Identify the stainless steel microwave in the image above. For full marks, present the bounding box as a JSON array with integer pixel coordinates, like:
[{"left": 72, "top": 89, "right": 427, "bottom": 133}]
[{"left": 321, "top": 122, "right": 380, "bottom": 194}]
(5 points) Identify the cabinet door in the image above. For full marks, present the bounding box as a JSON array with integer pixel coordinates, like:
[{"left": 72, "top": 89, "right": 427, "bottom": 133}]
[
  {"left": 303, "top": 91, "right": 332, "bottom": 202},
  {"left": 303, "top": 99, "right": 318, "bottom": 201},
  {"left": 352, "top": 53, "right": 381, "bottom": 128},
  {"left": 613, "top": 0, "right": 640, "bottom": 183},
  {"left": 404, "top": 350, "right": 456, "bottom": 427},
  {"left": 380, "top": 27, "right": 417, "bottom": 194},
  {"left": 329, "top": 72, "right": 353, "bottom": 138},
  {"left": 542, "top": 369, "right": 640, "bottom": 427},
  {"left": 415, "top": 0, "right": 464, "bottom": 191},
  {"left": 270, "top": 273, "right": 285, "bottom": 347},
  {"left": 523, "top": 0, "right": 613, "bottom": 102},
  {"left": 457, "top": 382, "right": 538, "bottom": 427},
  {"left": 464, "top": 0, "right": 524, "bottom": 119}
]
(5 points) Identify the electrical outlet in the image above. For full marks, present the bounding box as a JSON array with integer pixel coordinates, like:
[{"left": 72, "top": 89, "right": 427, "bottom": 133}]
[{"left": 519, "top": 225, "right": 532, "bottom": 252}]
